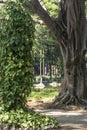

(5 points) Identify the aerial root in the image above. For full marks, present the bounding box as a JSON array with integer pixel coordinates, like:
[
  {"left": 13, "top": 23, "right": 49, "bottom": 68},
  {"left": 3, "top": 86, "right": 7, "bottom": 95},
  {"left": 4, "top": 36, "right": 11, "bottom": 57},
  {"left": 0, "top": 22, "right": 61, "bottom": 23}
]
[
  {"left": 47, "top": 89, "right": 87, "bottom": 109},
  {"left": 52, "top": 91, "right": 87, "bottom": 108},
  {"left": 79, "top": 99, "right": 87, "bottom": 105}
]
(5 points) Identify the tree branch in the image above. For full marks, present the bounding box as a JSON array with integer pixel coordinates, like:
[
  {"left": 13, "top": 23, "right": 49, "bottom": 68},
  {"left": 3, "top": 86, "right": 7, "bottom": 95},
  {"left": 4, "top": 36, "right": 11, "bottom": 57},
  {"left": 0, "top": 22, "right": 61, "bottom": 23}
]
[{"left": 23, "top": 0, "right": 60, "bottom": 38}]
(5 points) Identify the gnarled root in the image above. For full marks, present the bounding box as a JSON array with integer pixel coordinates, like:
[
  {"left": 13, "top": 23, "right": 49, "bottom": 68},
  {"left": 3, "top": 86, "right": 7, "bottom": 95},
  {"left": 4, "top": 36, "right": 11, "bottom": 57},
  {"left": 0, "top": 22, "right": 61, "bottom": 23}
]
[{"left": 49, "top": 90, "right": 87, "bottom": 109}]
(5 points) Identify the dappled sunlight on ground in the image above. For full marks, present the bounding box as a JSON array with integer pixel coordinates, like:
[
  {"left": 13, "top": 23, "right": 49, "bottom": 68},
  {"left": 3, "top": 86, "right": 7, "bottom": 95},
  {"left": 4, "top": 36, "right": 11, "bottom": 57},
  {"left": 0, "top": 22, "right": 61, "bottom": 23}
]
[
  {"left": 35, "top": 109, "right": 87, "bottom": 130},
  {"left": 27, "top": 100, "right": 87, "bottom": 130},
  {"left": 27, "top": 99, "right": 52, "bottom": 109}
]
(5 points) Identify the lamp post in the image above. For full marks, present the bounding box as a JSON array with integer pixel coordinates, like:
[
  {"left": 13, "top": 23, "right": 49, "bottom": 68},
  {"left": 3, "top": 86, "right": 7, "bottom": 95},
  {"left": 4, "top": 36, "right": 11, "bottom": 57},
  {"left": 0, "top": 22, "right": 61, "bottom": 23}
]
[
  {"left": 40, "top": 49, "right": 45, "bottom": 83},
  {"left": 40, "top": 50, "right": 42, "bottom": 83}
]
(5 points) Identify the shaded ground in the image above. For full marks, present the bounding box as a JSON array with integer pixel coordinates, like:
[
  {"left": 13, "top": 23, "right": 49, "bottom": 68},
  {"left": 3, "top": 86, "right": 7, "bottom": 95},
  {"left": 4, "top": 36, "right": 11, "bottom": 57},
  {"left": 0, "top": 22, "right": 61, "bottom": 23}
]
[
  {"left": 35, "top": 109, "right": 87, "bottom": 130},
  {"left": 27, "top": 99, "right": 51, "bottom": 109},
  {"left": 27, "top": 100, "right": 87, "bottom": 130}
]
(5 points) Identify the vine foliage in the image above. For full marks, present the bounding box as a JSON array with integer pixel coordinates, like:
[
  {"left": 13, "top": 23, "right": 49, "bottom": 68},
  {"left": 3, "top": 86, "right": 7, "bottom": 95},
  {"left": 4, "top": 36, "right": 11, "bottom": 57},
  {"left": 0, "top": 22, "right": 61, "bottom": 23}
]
[{"left": 0, "top": 1, "right": 35, "bottom": 110}]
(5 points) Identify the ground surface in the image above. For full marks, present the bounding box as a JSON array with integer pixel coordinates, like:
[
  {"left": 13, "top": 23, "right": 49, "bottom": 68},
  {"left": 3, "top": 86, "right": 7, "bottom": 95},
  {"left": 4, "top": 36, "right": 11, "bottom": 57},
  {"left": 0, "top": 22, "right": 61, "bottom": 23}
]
[{"left": 27, "top": 100, "right": 87, "bottom": 130}]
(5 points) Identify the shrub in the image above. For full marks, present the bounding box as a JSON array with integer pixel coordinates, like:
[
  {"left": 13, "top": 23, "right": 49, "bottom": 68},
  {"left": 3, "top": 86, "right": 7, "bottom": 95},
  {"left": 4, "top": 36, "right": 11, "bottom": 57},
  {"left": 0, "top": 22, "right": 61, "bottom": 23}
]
[{"left": 0, "top": 108, "right": 59, "bottom": 130}]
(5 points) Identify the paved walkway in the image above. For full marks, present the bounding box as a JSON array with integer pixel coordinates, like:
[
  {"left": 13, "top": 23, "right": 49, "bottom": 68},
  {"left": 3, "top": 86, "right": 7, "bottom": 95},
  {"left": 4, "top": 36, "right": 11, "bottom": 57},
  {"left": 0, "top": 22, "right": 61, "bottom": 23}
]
[{"left": 35, "top": 109, "right": 87, "bottom": 130}]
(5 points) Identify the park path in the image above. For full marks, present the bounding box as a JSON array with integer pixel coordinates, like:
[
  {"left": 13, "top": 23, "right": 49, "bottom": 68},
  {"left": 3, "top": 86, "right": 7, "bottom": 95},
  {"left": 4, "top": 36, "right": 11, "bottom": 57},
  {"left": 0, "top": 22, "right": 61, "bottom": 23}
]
[
  {"left": 28, "top": 100, "right": 87, "bottom": 129},
  {"left": 35, "top": 109, "right": 87, "bottom": 130}
]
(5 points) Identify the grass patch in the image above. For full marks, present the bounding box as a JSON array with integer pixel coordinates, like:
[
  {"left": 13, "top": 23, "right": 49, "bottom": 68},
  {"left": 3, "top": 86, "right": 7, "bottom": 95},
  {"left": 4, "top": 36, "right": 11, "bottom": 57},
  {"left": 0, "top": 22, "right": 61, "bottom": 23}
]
[
  {"left": 29, "top": 86, "right": 59, "bottom": 101},
  {"left": 0, "top": 108, "right": 59, "bottom": 130}
]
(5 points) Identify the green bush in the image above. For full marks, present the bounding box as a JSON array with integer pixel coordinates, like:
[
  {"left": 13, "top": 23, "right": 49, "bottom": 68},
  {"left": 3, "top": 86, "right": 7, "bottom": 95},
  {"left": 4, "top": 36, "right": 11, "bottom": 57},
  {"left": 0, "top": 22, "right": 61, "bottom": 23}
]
[
  {"left": 0, "top": 108, "right": 59, "bottom": 130},
  {"left": 0, "top": 1, "right": 35, "bottom": 110}
]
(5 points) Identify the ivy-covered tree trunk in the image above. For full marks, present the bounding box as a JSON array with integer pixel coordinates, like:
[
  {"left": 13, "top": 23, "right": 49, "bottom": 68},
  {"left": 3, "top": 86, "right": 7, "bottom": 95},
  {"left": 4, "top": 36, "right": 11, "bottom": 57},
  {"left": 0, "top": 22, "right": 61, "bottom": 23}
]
[
  {"left": 24, "top": 0, "right": 87, "bottom": 106},
  {"left": 0, "top": 1, "right": 35, "bottom": 110}
]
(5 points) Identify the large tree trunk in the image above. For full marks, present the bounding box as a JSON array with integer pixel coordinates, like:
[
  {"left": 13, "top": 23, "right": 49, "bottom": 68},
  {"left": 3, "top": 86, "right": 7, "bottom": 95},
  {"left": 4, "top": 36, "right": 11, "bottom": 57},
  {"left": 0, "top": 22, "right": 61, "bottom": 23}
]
[
  {"left": 24, "top": 0, "right": 87, "bottom": 106},
  {"left": 53, "top": 0, "right": 87, "bottom": 106},
  {"left": 54, "top": 53, "right": 86, "bottom": 106}
]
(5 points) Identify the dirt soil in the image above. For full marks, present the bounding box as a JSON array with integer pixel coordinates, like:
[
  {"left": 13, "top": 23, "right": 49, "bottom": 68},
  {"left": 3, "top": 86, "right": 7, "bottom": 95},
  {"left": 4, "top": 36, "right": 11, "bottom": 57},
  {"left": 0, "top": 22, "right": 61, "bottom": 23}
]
[{"left": 27, "top": 100, "right": 87, "bottom": 130}]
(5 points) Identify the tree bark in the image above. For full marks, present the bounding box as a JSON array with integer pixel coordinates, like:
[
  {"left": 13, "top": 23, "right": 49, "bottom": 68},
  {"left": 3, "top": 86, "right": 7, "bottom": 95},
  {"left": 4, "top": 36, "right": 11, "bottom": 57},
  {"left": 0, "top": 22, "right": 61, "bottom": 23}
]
[
  {"left": 24, "top": 0, "right": 87, "bottom": 106},
  {"left": 53, "top": 0, "right": 87, "bottom": 106}
]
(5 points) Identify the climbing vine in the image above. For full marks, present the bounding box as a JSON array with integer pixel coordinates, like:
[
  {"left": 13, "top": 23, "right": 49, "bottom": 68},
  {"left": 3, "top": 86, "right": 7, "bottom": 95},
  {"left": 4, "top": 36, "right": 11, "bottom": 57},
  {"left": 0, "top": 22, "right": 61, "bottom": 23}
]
[{"left": 0, "top": 1, "right": 35, "bottom": 110}]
